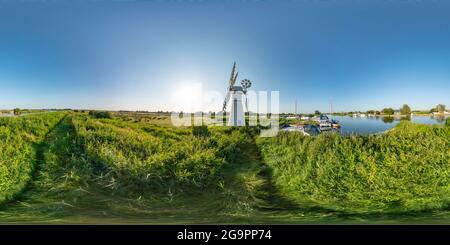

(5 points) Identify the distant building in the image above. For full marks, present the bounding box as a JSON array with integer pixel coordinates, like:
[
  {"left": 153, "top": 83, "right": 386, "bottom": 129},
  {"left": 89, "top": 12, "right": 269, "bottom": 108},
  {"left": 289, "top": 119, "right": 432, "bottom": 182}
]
[{"left": 433, "top": 111, "right": 450, "bottom": 115}]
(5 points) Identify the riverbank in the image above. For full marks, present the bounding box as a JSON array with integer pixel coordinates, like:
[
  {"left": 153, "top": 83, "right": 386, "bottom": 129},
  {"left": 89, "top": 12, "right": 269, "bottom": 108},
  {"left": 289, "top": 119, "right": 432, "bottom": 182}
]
[{"left": 258, "top": 121, "right": 450, "bottom": 214}]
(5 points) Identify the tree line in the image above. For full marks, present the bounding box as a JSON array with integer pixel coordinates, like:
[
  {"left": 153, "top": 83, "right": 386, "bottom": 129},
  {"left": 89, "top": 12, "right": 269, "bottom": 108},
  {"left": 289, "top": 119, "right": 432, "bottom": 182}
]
[{"left": 344, "top": 104, "right": 446, "bottom": 116}]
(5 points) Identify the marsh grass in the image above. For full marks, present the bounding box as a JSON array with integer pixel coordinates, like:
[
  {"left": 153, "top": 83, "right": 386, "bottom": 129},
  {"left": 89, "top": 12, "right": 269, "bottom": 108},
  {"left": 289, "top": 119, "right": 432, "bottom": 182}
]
[
  {"left": 0, "top": 112, "right": 66, "bottom": 203},
  {"left": 257, "top": 121, "right": 450, "bottom": 213},
  {"left": 0, "top": 114, "right": 270, "bottom": 223},
  {"left": 1, "top": 113, "right": 449, "bottom": 223}
]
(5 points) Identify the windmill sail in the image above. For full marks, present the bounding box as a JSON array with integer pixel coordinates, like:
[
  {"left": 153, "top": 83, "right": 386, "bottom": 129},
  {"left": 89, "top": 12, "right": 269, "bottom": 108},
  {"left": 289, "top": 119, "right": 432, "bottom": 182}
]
[
  {"left": 233, "top": 72, "right": 238, "bottom": 86},
  {"left": 222, "top": 91, "right": 231, "bottom": 111},
  {"left": 223, "top": 62, "right": 239, "bottom": 111},
  {"left": 228, "top": 62, "right": 237, "bottom": 88}
]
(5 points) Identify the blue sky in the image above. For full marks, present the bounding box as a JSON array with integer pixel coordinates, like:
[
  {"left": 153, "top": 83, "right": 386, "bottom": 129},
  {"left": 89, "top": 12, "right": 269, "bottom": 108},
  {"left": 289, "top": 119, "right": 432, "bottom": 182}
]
[{"left": 0, "top": 0, "right": 449, "bottom": 113}]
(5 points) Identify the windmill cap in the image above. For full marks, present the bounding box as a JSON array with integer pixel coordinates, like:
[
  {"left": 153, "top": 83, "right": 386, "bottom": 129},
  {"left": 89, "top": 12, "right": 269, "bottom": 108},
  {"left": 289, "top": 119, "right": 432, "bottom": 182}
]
[{"left": 230, "top": 86, "right": 244, "bottom": 91}]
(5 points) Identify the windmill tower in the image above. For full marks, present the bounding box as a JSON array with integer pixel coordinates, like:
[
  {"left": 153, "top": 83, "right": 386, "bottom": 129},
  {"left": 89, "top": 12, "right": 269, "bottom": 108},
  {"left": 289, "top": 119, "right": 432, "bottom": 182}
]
[{"left": 222, "top": 62, "right": 252, "bottom": 126}]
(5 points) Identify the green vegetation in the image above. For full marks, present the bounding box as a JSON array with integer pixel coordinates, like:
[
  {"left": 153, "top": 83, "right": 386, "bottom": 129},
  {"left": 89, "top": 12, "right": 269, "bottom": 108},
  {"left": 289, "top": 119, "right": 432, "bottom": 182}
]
[
  {"left": 13, "top": 108, "right": 21, "bottom": 115},
  {"left": 0, "top": 113, "right": 270, "bottom": 223},
  {"left": 400, "top": 104, "right": 411, "bottom": 115},
  {"left": 382, "top": 107, "right": 395, "bottom": 115},
  {"left": 331, "top": 112, "right": 348, "bottom": 116},
  {"left": 430, "top": 104, "right": 447, "bottom": 113},
  {"left": 436, "top": 104, "right": 446, "bottom": 113},
  {"left": 413, "top": 110, "right": 430, "bottom": 115},
  {"left": 71, "top": 115, "right": 253, "bottom": 194},
  {"left": 0, "top": 112, "right": 66, "bottom": 203},
  {"left": 323, "top": 105, "right": 447, "bottom": 117},
  {"left": 88, "top": 110, "right": 112, "bottom": 119},
  {"left": 0, "top": 111, "right": 449, "bottom": 223},
  {"left": 257, "top": 121, "right": 450, "bottom": 213}
]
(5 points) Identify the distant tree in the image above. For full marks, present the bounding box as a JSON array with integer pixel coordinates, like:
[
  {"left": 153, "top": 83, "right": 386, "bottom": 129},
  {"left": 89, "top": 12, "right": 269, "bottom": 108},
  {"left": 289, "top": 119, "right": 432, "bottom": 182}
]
[
  {"left": 436, "top": 104, "right": 446, "bottom": 113},
  {"left": 375, "top": 110, "right": 381, "bottom": 115},
  {"left": 400, "top": 104, "right": 411, "bottom": 115},
  {"left": 89, "top": 110, "right": 112, "bottom": 119},
  {"left": 430, "top": 108, "right": 437, "bottom": 113},
  {"left": 13, "top": 108, "right": 21, "bottom": 115},
  {"left": 367, "top": 110, "right": 375, "bottom": 115},
  {"left": 382, "top": 108, "right": 395, "bottom": 115},
  {"left": 314, "top": 110, "right": 321, "bottom": 116}
]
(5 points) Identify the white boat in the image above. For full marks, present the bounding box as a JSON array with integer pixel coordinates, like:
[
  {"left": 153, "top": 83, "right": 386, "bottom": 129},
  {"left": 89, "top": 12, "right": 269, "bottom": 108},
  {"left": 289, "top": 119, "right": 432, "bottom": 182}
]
[
  {"left": 280, "top": 125, "right": 308, "bottom": 135},
  {"left": 280, "top": 124, "right": 322, "bottom": 136},
  {"left": 280, "top": 125, "right": 303, "bottom": 132},
  {"left": 319, "top": 121, "right": 332, "bottom": 129},
  {"left": 303, "top": 124, "right": 321, "bottom": 136},
  {"left": 314, "top": 114, "right": 332, "bottom": 129}
]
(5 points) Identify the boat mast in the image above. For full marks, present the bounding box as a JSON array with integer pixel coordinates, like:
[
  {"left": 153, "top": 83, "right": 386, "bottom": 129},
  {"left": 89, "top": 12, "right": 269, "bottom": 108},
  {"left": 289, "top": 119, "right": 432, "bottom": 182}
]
[{"left": 329, "top": 97, "right": 333, "bottom": 119}]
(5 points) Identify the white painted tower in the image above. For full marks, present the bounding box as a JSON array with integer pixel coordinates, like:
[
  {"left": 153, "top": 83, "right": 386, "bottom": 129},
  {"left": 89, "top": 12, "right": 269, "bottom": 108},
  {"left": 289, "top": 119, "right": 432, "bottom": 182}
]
[
  {"left": 228, "top": 87, "right": 245, "bottom": 126},
  {"left": 222, "top": 63, "right": 252, "bottom": 126}
]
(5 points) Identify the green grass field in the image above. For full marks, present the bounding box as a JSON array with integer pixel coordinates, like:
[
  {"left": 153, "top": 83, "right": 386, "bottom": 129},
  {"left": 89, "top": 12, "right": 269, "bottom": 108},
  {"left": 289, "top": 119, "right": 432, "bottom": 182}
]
[{"left": 0, "top": 112, "right": 449, "bottom": 223}]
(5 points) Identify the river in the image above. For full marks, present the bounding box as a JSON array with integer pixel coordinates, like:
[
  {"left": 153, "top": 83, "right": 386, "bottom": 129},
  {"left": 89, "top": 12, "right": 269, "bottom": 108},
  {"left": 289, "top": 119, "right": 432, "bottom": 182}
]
[{"left": 330, "top": 115, "right": 448, "bottom": 135}]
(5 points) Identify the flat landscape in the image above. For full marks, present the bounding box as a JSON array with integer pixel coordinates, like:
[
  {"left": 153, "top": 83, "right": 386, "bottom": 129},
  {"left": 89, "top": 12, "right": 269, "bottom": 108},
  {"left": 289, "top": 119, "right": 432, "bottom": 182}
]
[{"left": 0, "top": 111, "right": 449, "bottom": 224}]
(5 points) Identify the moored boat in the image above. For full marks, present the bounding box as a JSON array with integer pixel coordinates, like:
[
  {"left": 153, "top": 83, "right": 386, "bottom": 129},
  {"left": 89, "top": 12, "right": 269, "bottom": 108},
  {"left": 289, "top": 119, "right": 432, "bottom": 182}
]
[{"left": 331, "top": 119, "right": 341, "bottom": 128}]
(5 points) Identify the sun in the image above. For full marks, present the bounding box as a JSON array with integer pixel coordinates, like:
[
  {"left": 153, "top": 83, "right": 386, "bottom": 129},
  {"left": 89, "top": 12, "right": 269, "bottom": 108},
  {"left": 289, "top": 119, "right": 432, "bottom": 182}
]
[{"left": 170, "top": 82, "right": 203, "bottom": 112}]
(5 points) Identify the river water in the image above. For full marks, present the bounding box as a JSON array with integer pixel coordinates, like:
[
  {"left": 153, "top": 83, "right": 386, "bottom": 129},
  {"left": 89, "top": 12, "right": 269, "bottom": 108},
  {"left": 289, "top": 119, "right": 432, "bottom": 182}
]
[{"left": 330, "top": 115, "right": 448, "bottom": 135}]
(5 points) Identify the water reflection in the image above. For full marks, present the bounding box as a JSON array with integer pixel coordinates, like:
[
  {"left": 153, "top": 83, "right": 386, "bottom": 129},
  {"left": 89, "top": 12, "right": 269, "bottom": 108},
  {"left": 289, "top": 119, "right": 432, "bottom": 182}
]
[
  {"left": 434, "top": 116, "right": 446, "bottom": 123},
  {"left": 331, "top": 115, "right": 447, "bottom": 135},
  {"left": 382, "top": 117, "right": 395, "bottom": 123},
  {"left": 400, "top": 116, "right": 411, "bottom": 121}
]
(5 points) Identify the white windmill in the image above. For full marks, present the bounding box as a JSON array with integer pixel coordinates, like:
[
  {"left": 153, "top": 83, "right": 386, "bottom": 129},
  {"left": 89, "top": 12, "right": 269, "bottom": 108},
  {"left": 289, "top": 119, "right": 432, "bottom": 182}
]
[{"left": 222, "top": 62, "right": 252, "bottom": 126}]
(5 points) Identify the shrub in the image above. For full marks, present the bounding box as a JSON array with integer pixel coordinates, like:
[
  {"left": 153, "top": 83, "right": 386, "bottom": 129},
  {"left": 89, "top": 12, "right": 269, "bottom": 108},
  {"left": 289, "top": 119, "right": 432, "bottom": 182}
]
[
  {"left": 13, "top": 108, "right": 21, "bottom": 115},
  {"left": 400, "top": 104, "right": 411, "bottom": 115},
  {"left": 436, "top": 104, "right": 446, "bottom": 113},
  {"left": 192, "top": 126, "right": 210, "bottom": 137},
  {"left": 89, "top": 111, "right": 112, "bottom": 119},
  {"left": 382, "top": 108, "right": 395, "bottom": 115}
]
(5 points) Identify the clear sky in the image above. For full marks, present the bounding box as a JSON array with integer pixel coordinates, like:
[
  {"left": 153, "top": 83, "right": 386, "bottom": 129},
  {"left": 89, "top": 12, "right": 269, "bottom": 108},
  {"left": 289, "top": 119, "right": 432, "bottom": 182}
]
[{"left": 0, "top": 0, "right": 449, "bottom": 113}]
